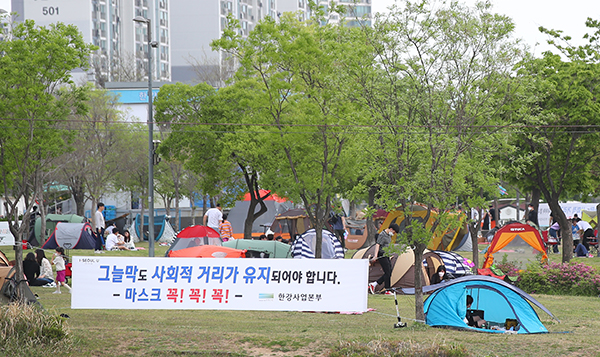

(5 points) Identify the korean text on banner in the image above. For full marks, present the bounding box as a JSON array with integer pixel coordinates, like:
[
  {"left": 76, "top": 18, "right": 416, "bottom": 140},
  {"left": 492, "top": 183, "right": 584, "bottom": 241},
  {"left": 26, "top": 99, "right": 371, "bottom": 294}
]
[{"left": 72, "top": 257, "right": 368, "bottom": 312}]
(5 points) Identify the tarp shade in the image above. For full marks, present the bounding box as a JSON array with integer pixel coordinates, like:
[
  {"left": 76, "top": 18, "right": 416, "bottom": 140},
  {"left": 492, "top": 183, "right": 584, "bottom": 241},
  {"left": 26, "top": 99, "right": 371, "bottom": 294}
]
[{"left": 483, "top": 223, "right": 547, "bottom": 268}]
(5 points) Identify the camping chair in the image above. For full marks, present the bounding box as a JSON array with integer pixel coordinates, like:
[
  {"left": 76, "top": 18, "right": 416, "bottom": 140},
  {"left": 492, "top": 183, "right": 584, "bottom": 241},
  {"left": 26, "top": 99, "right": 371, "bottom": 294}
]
[
  {"left": 587, "top": 235, "right": 599, "bottom": 256},
  {"left": 542, "top": 230, "right": 559, "bottom": 253}
]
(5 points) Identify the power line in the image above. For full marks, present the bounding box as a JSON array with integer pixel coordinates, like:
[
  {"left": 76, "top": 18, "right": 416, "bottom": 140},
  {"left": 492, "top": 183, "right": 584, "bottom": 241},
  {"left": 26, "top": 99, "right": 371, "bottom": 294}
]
[{"left": 2, "top": 117, "right": 600, "bottom": 135}]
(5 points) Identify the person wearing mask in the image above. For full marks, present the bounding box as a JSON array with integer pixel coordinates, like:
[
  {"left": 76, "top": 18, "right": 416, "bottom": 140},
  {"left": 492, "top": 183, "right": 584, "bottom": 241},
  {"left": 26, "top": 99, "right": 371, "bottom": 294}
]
[
  {"left": 368, "top": 223, "right": 400, "bottom": 295},
  {"left": 527, "top": 203, "right": 539, "bottom": 228},
  {"left": 430, "top": 265, "right": 448, "bottom": 284}
]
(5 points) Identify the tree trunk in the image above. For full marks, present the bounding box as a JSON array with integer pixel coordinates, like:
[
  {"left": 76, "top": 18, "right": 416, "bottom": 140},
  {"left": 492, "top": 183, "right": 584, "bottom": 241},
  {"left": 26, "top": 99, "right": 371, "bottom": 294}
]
[
  {"left": 413, "top": 242, "right": 427, "bottom": 322},
  {"left": 140, "top": 198, "right": 145, "bottom": 241},
  {"left": 530, "top": 188, "right": 541, "bottom": 211},
  {"left": 516, "top": 189, "right": 520, "bottom": 220},
  {"left": 547, "top": 200, "right": 571, "bottom": 263},
  {"left": 469, "top": 207, "right": 483, "bottom": 272},
  {"left": 69, "top": 176, "right": 86, "bottom": 216},
  {"left": 244, "top": 196, "right": 268, "bottom": 239},
  {"left": 164, "top": 196, "right": 172, "bottom": 217},
  {"left": 174, "top": 192, "right": 180, "bottom": 232},
  {"left": 91, "top": 198, "right": 98, "bottom": 231},
  {"left": 365, "top": 188, "right": 377, "bottom": 247},
  {"left": 191, "top": 203, "right": 197, "bottom": 226},
  {"left": 315, "top": 226, "right": 323, "bottom": 259},
  {"left": 39, "top": 193, "right": 47, "bottom": 243},
  {"left": 14, "top": 241, "right": 25, "bottom": 303}
]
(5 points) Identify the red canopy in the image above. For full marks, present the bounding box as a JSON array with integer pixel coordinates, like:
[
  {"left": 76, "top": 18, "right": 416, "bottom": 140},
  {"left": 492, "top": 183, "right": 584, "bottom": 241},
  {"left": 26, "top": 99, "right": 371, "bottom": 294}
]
[
  {"left": 168, "top": 245, "right": 246, "bottom": 258},
  {"left": 242, "top": 190, "right": 285, "bottom": 203},
  {"left": 177, "top": 225, "right": 220, "bottom": 239},
  {"left": 373, "top": 209, "right": 389, "bottom": 220}
]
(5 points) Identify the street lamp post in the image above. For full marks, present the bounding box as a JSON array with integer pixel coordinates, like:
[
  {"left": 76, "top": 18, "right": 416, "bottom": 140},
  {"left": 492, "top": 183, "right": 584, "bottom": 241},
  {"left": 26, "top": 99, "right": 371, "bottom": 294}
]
[{"left": 133, "top": 16, "right": 157, "bottom": 257}]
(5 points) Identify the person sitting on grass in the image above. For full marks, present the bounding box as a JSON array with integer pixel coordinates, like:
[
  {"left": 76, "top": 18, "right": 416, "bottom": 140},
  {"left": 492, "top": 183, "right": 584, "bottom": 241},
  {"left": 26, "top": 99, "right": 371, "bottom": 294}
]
[
  {"left": 23, "top": 252, "right": 51, "bottom": 286},
  {"left": 465, "top": 295, "right": 487, "bottom": 328},
  {"left": 430, "top": 265, "right": 448, "bottom": 285},
  {"left": 575, "top": 242, "right": 589, "bottom": 257},
  {"left": 105, "top": 228, "right": 130, "bottom": 251},
  {"left": 35, "top": 249, "right": 55, "bottom": 286},
  {"left": 122, "top": 230, "right": 137, "bottom": 251}
]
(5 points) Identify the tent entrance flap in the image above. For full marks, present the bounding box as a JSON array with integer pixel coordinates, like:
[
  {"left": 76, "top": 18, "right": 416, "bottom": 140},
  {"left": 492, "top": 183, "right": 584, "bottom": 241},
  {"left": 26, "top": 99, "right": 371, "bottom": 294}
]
[{"left": 464, "top": 285, "right": 531, "bottom": 333}]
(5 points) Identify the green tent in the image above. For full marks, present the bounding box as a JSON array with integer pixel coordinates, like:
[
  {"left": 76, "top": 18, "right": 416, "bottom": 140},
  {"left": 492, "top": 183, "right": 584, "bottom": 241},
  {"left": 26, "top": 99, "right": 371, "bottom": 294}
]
[
  {"left": 32, "top": 214, "right": 87, "bottom": 247},
  {"left": 222, "top": 239, "right": 292, "bottom": 258}
]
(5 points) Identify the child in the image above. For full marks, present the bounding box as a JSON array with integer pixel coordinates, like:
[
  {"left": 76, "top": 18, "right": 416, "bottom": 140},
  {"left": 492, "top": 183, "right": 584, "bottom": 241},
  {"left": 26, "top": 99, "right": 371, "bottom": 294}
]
[{"left": 52, "top": 247, "right": 71, "bottom": 294}]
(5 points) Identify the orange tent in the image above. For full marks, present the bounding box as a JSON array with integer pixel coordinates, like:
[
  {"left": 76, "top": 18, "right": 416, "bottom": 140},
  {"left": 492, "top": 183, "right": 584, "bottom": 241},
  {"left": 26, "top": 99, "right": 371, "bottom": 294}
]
[
  {"left": 482, "top": 222, "right": 547, "bottom": 268},
  {"left": 168, "top": 245, "right": 246, "bottom": 258}
]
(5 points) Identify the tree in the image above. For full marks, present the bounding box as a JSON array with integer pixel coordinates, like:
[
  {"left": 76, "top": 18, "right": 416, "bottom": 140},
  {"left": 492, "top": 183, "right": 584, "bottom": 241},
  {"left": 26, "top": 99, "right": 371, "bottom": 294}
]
[
  {"left": 351, "top": 0, "right": 523, "bottom": 320},
  {"left": 55, "top": 89, "right": 129, "bottom": 221},
  {"left": 154, "top": 82, "right": 270, "bottom": 238},
  {"left": 212, "top": 13, "right": 362, "bottom": 255},
  {"left": 0, "top": 19, "right": 94, "bottom": 300},
  {"left": 508, "top": 50, "right": 600, "bottom": 263}
]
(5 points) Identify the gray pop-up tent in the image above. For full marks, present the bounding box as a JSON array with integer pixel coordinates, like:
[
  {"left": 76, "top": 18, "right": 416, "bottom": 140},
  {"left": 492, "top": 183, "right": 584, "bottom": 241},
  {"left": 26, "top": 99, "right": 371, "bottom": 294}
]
[
  {"left": 41, "top": 222, "right": 96, "bottom": 249},
  {"left": 30, "top": 214, "right": 87, "bottom": 247}
]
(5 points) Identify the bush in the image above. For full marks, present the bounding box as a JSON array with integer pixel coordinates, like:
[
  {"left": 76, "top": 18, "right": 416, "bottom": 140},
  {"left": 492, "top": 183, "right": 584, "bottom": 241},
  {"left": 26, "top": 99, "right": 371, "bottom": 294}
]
[
  {"left": 517, "top": 261, "right": 600, "bottom": 296},
  {"left": 0, "top": 303, "right": 72, "bottom": 355},
  {"left": 495, "top": 254, "right": 520, "bottom": 277}
]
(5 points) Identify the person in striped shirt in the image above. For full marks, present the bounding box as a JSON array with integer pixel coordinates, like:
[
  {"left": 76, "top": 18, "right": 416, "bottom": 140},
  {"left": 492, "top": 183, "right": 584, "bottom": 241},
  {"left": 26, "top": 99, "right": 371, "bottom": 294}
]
[{"left": 219, "top": 213, "right": 233, "bottom": 242}]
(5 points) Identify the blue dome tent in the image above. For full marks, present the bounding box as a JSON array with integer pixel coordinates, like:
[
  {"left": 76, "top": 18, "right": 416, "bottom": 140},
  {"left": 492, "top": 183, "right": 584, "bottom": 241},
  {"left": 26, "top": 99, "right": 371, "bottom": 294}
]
[{"left": 403, "top": 275, "right": 558, "bottom": 334}]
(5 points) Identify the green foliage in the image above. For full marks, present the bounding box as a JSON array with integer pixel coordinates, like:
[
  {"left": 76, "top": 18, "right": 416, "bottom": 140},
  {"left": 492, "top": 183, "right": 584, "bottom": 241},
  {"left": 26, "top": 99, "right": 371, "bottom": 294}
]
[
  {"left": 353, "top": 0, "right": 523, "bottom": 224},
  {"left": 494, "top": 254, "right": 521, "bottom": 277},
  {"left": 154, "top": 82, "right": 241, "bottom": 201},
  {"left": 0, "top": 19, "right": 94, "bottom": 234},
  {"left": 212, "top": 13, "right": 365, "bottom": 250},
  {"left": 0, "top": 303, "right": 72, "bottom": 355},
  {"left": 517, "top": 261, "right": 600, "bottom": 296}
]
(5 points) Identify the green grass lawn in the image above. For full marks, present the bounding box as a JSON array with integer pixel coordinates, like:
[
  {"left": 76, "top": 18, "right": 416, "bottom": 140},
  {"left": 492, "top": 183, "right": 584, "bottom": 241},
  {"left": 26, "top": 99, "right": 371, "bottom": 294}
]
[{"left": 4, "top": 243, "right": 600, "bottom": 356}]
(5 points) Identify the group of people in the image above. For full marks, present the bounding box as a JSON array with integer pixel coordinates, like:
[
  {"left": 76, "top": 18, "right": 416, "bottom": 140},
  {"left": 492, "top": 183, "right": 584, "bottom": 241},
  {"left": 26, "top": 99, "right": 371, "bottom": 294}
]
[
  {"left": 547, "top": 210, "right": 595, "bottom": 257},
  {"left": 23, "top": 247, "right": 71, "bottom": 294},
  {"left": 93, "top": 202, "right": 136, "bottom": 252},
  {"left": 203, "top": 203, "right": 235, "bottom": 242}
]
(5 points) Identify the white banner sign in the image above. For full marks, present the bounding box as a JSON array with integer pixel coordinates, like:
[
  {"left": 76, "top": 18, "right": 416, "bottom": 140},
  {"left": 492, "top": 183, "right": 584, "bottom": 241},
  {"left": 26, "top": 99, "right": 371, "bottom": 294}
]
[
  {"left": 72, "top": 257, "right": 368, "bottom": 312},
  {"left": 538, "top": 203, "right": 599, "bottom": 227},
  {"left": 0, "top": 222, "right": 15, "bottom": 246}
]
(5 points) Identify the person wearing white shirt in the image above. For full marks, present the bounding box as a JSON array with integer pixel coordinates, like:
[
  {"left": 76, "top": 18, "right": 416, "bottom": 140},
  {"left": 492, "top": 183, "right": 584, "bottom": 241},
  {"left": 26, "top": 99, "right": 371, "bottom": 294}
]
[
  {"left": 203, "top": 203, "right": 223, "bottom": 232},
  {"left": 105, "top": 228, "right": 129, "bottom": 251},
  {"left": 94, "top": 202, "right": 106, "bottom": 251},
  {"left": 575, "top": 218, "right": 594, "bottom": 251}
]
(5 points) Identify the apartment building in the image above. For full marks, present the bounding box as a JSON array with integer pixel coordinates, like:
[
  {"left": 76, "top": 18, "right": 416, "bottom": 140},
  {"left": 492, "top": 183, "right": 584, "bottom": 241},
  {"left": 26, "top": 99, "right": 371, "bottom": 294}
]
[{"left": 11, "top": 0, "right": 171, "bottom": 83}]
